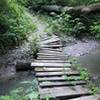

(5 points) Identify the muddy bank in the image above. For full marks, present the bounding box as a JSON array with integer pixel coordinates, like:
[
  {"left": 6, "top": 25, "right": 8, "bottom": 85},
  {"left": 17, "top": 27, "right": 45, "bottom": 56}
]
[
  {"left": 63, "top": 38, "right": 100, "bottom": 57},
  {"left": 0, "top": 42, "right": 33, "bottom": 81},
  {"left": 0, "top": 72, "right": 37, "bottom": 95},
  {"left": 63, "top": 37, "right": 100, "bottom": 86}
]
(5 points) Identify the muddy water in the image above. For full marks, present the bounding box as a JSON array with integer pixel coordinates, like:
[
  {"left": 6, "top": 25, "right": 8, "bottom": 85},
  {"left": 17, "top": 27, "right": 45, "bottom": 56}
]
[
  {"left": 78, "top": 47, "right": 100, "bottom": 76},
  {"left": 0, "top": 72, "right": 37, "bottom": 95},
  {"left": 78, "top": 47, "right": 100, "bottom": 86},
  {"left": 63, "top": 39, "right": 100, "bottom": 86}
]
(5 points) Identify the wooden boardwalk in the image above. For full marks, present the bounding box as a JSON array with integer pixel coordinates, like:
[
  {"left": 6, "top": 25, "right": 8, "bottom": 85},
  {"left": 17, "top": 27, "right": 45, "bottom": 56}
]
[{"left": 31, "top": 35, "right": 100, "bottom": 100}]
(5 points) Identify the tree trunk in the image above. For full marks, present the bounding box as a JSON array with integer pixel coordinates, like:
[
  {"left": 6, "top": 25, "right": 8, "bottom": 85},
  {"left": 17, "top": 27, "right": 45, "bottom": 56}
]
[{"left": 32, "top": 3, "right": 100, "bottom": 14}]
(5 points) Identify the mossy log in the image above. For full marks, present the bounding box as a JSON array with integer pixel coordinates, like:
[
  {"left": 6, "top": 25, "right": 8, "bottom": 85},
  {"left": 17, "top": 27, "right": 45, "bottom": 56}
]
[{"left": 32, "top": 3, "right": 100, "bottom": 14}]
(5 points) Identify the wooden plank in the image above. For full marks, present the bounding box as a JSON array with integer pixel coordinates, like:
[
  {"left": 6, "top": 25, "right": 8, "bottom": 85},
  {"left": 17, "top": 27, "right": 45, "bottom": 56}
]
[
  {"left": 70, "top": 95, "right": 100, "bottom": 100},
  {"left": 37, "top": 53, "right": 64, "bottom": 56},
  {"left": 47, "top": 41, "right": 61, "bottom": 45},
  {"left": 39, "top": 86, "right": 91, "bottom": 99},
  {"left": 39, "top": 81, "right": 86, "bottom": 87},
  {"left": 37, "top": 57, "right": 67, "bottom": 60},
  {"left": 38, "top": 51, "right": 63, "bottom": 56},
  {"left": 40, "top": 47, "right": 63, "bottom": 51},
  {"left": 40, "top": 37, "right": 51, "bottom": 41},
  {"left": 40, "top": 38, "right": 60, "bottom": 44},
  {"left": 39, "top": 50, "right": 63, "bottom": 54},
  {"left": 35, "top": 67, "right": 72, "bottom": 72},
  {"left": 36, "top": 71, "right": 79, "bottom": 77},
  {"left": 38, "top": 76, "right": 82, "bottom": 82},
  {"left": 41, "top": 44, "right": 62, "bottom": 48},
  {"left": 41, "top": 36, "right": 60, "bottom": 42},
  {"left": 31, "top": 62, "right": 71, "bottom": 67},
  {"left": 38, "top": 55, "right": 66, "bottom": 59},
  {"left": 34, "top": 60, "right": 71, "bottom": 63},
  {"left": 37, "top": 56, "right": 66, "bottom": 59}
]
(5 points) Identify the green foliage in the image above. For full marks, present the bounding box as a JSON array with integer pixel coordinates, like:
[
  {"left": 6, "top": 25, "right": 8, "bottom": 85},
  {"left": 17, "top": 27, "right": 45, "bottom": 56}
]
[
  {"left": 88, "top": 83, "right": 100, "bottom": 94},
  {"left": 0, "top": 87, "right": 29, "bottom": 100},
  {"left": 0, "top": 0, "right": 36, "bottom": 50},
  {"left": 16, "top": 0, "right": 29, "bottom": 6},
  {"left": 23, "top": 0, "right": 100, "bottom": 7},
  {"left": 71, "top": 58, "right": 89, "bottom": 81},
  {"left": 52, "top": 12, "right": 86, "bottom": 38},
  {"left": 71, "top": 57, "right": 100, "bottom": 94},
  {"left": 67, "top": 0, "right": 100, "bottom": 6},
  {"left": 30, "top": 35, "right": 39, "bottom": 57},
  {"left": 0, "top": 79, "right": 39, "bottom": 100},
  {"left": 90, "top": 21, "right": 100, "bottom": 39}
]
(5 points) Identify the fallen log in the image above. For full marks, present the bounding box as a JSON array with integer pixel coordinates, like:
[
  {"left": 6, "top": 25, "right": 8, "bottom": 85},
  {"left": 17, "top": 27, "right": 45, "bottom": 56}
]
[{"left": 32, "top": 3, "right": 100, "bottom": 14}]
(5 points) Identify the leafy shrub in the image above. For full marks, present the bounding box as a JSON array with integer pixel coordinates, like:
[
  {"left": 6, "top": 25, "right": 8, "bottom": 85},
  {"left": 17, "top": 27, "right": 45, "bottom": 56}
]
[
  {"left": 52, "top": 12, "right": 86, "bottom": 38},
  {"left": 16, "top": 0, "right": 29, "bottom": 6},
  {"left": 0, "top": 0, "right": 36, "bottom": 50},
  {"left": 20, "top": 0, "right": 100, "bottom": 7},
  {"left": 30, "top": 35, "right": 39, "bottom": 57},
  {"left": 90, "top": 21, "right": 100, "bottom": 39},
  {"left": 67, "top": 0, "right": 100, "bottom": 6},
  {"left": 0, "top": 79, "right": 39, "bottom": 100}
]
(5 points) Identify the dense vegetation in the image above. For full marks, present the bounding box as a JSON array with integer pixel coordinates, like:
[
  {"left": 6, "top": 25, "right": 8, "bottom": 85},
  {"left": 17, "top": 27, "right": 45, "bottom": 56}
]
[
  {"left": 0, "top": 0, "right": 100, "bottom": 51},
  {"left": 0, "top": 0, "right": 100, "bottom": 100},
  {"left": 0, "top": 0, "right": 36, "bottom": 51},
  {"left": 17, "top": 0, "right": 100, "bottom": 6},
  {"left": 47, "top": 12, "right": 100, "bottom": 39}
]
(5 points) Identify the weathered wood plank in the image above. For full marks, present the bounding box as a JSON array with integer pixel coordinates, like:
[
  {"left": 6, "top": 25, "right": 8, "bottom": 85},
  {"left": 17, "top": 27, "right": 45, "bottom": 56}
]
[
  {"left": 40, "top": 37, "right": 60, "bottom": 44},
  {"left": 34, "top": 60, "right": 71, "bottom": 63},
  {"left": 39, "top": 81, "right": 86, "bottom": 87},
  {"left": 38, "top": 51, "right": 63, "bottom": 56},
  {"left": 35, "top": 67, "right": 71, "bottom": 72},
  {"left": 38, "top": 55, "right": 66, "bottom": 59},
  {"left": 41, "top": 44, "right": 63, "bottom": 48},
  {"left": 40, "top": 48, "right": 63, "bottom": 52},
  {"left": 31, "top": 62, "right": 71, "bottom": 67},
  {"left": 36, "top": 71, "right": 79, "bottom": 77},
  {"left": 69, "top": 95, "right": 100, "bottom": 100},
  {"left": 37, "top": 57, "right": 67, "bottom": 60},
  {"left": 39, "top": 86, "right": 91, "bottom": 99},
  {"left": 37, "top": 52, "right": 64, "bottom": 56},
  {"left": 47, "top": 41, "right": 61, "bottom": 45},
  {"left": 38, "top": 76, "right": 82, "bottom": 82},
  {"left": 39, "top": 50, "right": 63, "bottom": 54}
]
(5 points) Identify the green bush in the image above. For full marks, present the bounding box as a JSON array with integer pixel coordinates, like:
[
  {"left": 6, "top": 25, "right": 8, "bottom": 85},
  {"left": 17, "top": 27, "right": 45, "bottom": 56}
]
[
  {"left": 90, "top": 21, "right": 100, "bottom": 39},
  {"left": 67, "top": 0, "right": 100, "bottom": 6},
  {"left": 0, "top": 0, "right": 36, "bottom": 50},
  {"left": 21, "top": 0, "right": 100, "bottom": 7},
  {"left": 16, "top": 0, "right": 29, "bottom": 6},
  {"left": 52, "top": 12, "right": 86, "bottom": 38},
  {"left": 0, "top": 87, "right": 28, "bottom": 100}
]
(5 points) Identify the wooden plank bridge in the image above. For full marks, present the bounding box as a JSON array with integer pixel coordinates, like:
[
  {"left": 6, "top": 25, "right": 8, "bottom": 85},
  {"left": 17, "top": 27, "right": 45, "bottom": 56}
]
[{"left": 31, "top": 35, "right": 100, "bottom": 100}]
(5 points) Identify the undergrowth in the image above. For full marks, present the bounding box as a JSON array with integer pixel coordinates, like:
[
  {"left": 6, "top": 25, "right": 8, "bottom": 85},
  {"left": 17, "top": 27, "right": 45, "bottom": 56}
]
[
  {"left": 17, "top": 0, "right": 100, "bottom": 7},
  {"left": 0, "top": 79, "right": 39, "bottom": 100},
  {"left": 70, "top": 57, "right": 100, "bottom": 94},
  {"left": 0, "top": 0, "right": 36, "bottom": 51},
  {"left": 45, "top": 11, "right": 100, "bottom": 39}
]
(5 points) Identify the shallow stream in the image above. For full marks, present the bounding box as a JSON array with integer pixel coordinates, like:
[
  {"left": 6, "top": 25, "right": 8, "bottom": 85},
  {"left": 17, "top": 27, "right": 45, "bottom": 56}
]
[{"left": 78, "top": 47, "right": 100, "bottom": 86}]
